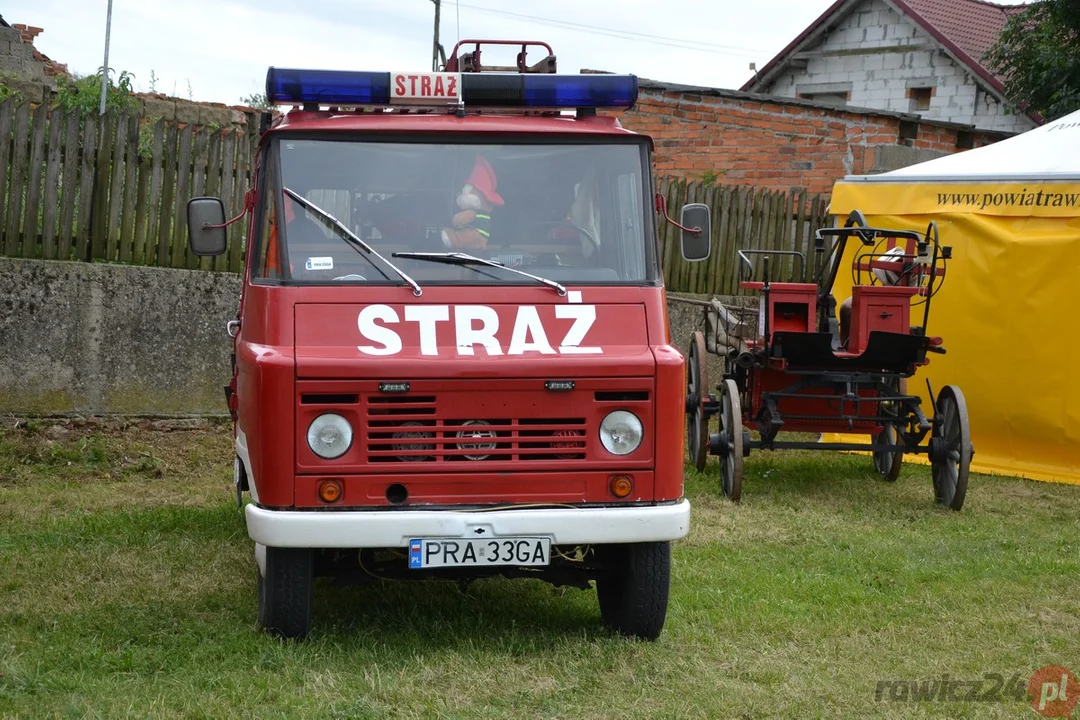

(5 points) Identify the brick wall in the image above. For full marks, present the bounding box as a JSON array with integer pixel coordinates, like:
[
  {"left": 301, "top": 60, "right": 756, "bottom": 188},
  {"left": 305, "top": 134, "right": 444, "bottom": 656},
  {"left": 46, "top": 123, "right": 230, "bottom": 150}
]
[{"left": 603, "top": 81, "right": 1008, "bottom": 196}]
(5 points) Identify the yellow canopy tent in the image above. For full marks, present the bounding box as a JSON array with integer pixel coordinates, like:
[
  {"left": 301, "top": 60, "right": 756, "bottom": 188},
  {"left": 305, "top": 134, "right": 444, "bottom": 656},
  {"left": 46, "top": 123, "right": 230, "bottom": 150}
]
[{"left": 827, "top": 109, "right": 1080, "bottom": 485}]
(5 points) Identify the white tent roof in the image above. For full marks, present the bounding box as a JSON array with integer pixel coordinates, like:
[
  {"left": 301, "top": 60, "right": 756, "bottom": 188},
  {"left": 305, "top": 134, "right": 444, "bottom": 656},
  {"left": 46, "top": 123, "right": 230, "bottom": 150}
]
[{"left": 842, "top": 108, "right": 1080, "bottom": 183}]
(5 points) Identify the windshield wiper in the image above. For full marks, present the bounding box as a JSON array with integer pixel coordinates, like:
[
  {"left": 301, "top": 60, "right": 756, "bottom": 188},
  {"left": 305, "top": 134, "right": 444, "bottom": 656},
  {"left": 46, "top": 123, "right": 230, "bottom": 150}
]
[
  {"left": 391, "top": 251, "right": 567, "bottom": 296},
  {"left": 282, "top": 187, "right": 423, "bottom": 296}
]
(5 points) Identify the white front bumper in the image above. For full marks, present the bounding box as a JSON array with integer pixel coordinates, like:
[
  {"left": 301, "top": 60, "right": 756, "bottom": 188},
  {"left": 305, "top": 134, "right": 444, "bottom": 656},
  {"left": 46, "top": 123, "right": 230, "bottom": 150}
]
[{"left": 245, "top": 500, "right": 691, "bottom": 548}]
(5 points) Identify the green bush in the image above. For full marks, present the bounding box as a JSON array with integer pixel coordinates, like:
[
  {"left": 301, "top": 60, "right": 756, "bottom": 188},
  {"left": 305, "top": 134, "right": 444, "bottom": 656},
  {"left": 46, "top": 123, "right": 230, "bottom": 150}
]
[
  {"left": 0, "top": 76, "right": 24, "bottom": 104},
  {"left": 53, "top": 67, "right": 140, "bottom": 115}
]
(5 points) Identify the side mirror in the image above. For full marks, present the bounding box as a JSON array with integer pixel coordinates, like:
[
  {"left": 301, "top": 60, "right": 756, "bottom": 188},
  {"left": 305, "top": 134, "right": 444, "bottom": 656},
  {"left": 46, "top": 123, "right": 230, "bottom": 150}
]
[
  {"left": 187, "top": 197, "right": 228, "bottom": 256},
  {"left": 679, "top": 203, "right": 711, "bottom": 262}
]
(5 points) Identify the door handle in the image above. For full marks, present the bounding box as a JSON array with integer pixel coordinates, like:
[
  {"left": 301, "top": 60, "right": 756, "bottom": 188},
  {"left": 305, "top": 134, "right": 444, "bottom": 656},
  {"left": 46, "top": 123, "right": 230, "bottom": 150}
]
[{"left": 227, "top": 320, "right": 241, "bottom": 338}]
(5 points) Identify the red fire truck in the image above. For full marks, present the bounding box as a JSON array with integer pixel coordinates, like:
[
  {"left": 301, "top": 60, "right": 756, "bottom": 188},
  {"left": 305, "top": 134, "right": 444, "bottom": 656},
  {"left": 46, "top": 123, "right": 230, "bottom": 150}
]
[{"left": 187, "top": 41, "right": 710, "bottom": 641}]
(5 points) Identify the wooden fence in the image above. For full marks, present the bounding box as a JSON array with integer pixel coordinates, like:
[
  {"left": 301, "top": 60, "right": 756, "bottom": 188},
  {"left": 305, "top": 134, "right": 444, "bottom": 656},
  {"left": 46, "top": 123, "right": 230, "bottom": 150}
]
[
  {"left": 656, "top": 177, "right": 831, "bottom": 296},
  {"left": 0, "top": 97, "right": 831, "bottom": 295},
  {"left": 0, "top": 98, "right": 256, "bottom": 273}
]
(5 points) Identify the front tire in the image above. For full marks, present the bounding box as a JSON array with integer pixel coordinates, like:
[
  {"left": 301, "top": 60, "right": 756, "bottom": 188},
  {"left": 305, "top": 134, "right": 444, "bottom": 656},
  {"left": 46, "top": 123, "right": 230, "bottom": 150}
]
[
  {"left": 594, "top": 541, "right": 672, "bottom": 640},
  {"left": 257, "top": 545, "right": 314, "bottom": 639}
]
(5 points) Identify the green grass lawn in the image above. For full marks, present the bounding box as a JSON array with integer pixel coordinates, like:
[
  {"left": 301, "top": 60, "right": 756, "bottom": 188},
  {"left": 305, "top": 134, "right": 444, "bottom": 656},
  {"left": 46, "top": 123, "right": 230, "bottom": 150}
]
[{"left": 1, "top": 421, "right": 1078, "bottom": 719}]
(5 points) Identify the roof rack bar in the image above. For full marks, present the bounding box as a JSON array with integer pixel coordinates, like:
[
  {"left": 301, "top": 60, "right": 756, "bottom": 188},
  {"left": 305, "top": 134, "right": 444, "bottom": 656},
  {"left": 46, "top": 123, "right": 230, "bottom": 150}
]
[{"left": 445, "top": 39, "right": 557, "bottom": 74}]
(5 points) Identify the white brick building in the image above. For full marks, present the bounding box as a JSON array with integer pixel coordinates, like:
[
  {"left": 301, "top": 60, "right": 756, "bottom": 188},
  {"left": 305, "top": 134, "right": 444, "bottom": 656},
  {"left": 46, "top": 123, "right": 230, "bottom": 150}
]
[{"left": 741, "top": 0, "right": 1040, "bottom": 135}]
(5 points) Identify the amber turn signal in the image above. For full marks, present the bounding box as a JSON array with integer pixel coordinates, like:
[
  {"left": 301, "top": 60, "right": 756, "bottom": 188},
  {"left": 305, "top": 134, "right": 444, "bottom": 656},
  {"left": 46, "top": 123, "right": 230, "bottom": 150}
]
[
  {"left": 609, "top": 475, "right": 633, "bottom": 498},
  {"left": 318, "top": 479, "right": 343, "bottom": 503}
]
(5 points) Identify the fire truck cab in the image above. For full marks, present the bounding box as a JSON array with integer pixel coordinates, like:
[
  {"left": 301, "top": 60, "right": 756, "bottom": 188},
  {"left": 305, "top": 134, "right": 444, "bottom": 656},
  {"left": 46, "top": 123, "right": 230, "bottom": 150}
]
[{"left": 187, "top": 41, "right": 710, "bottom": 641}]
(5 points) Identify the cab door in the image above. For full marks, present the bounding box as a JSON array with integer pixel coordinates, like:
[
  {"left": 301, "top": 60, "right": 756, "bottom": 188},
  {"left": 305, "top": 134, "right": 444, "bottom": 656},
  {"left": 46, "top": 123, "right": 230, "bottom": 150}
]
[{"left": 228, "top": 146, "right": 277, "bottom": 423}]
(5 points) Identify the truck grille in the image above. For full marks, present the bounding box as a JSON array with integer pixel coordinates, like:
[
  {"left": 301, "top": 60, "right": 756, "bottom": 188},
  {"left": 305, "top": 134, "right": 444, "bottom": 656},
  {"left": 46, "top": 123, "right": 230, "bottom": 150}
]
[{"left": 366, "top": 395, "right": 587, "bottom": 463}]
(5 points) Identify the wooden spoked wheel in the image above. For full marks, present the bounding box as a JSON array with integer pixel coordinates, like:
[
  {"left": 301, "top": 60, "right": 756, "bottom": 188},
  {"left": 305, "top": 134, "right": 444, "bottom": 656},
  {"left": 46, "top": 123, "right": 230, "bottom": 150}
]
[
  {"left": 931, "top": 385, "right": 972, "bottom": 511},
  {"left": 872, "top": 378, "right": 904, "bottom": 482},
  {"left": 719, "top": 379, "right": 744, "bottom": 502},
  {"left": 685, "top": 331, "right": 709, "bottom": 472},
  {"left": 872, "top": 421, "right": 904, "bottom": 481}
]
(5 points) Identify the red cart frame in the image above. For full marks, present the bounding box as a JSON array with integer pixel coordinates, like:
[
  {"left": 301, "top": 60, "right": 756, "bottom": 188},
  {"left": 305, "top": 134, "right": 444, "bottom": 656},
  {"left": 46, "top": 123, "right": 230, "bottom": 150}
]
[{"left": 684, "top": 210, "right": 973, "bottom": 511}]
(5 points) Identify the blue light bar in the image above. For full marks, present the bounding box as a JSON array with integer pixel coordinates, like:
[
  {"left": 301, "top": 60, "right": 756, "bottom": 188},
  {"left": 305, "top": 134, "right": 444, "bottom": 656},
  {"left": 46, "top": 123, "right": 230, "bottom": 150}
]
[
  {"left": 520, "top": 75, "right": 638, "bottom": 108},
  {"left": 265, "top": 68, "right": 638, "bottom": 109},
  {"left": 266, "top": 68, "right": 391, "bottom": 105}
]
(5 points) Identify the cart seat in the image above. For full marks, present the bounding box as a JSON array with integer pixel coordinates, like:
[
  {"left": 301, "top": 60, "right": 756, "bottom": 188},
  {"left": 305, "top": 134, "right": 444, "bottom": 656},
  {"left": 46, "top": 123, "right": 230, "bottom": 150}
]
[{"left": 771, "top": 330, "right": 926, "bottom": 373}]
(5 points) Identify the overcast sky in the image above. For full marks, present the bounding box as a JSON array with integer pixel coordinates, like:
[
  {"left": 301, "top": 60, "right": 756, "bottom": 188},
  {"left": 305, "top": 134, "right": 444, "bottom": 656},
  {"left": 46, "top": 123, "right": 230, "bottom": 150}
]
[{"left": 10, "top": 0, "right": 849, "bottom": 105}]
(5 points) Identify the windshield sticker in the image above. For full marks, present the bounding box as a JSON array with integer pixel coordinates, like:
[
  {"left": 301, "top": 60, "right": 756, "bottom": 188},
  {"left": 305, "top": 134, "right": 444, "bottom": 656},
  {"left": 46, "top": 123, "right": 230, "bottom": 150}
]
[
  {"left": 356, "top": 303, "right": 601, "bottom": 357},
  {"left": 305, "top": 256, "right": 334, "bottom": 271}
]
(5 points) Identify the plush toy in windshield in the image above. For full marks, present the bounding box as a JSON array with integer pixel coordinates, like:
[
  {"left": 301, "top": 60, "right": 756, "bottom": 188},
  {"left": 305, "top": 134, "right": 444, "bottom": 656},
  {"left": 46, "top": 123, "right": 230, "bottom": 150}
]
[{"left": 441, "top": 155, "right": 504, "bottom": 251}]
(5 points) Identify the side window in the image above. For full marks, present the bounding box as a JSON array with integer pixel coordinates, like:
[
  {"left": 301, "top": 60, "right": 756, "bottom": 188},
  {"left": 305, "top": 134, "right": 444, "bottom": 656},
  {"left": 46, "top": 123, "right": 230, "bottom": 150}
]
[
  {"left": 565, "top": 169, "right": 602, "bottom": 268},
  {"left": 252, "top": 160, "right": 281, "bottom": 280},
  {"left": 615, "top": 172, "right": 644, "bottom": 279}
]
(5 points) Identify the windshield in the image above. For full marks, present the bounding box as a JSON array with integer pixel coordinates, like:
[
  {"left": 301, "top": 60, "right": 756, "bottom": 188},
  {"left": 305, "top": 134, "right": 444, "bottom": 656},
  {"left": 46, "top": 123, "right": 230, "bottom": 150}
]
[{"left": 253, "top": 137, "right": 656, "bottom": 286}]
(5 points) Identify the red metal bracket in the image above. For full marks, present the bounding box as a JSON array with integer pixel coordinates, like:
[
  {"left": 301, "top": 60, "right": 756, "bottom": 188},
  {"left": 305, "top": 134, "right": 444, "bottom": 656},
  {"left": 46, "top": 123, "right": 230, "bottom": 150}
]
[
  {"left": 655, "top": 192, "right": 701, "bottom": 235},
  {"left": 206, "top": 188, "right": 256, "bottom": 229}
]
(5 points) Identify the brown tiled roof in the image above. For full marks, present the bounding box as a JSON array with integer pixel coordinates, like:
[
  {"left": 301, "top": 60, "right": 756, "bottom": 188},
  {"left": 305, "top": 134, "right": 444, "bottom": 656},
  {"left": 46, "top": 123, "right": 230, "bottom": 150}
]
[{"left": 900, "top": 0, "right": 1025, "bottom": 84}]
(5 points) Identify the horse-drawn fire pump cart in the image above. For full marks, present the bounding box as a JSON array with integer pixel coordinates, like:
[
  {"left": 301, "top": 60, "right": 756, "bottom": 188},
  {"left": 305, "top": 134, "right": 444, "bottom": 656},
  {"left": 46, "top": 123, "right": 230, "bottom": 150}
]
[{"left": 682, "top": 210, "right": 973, "bottom": 511}]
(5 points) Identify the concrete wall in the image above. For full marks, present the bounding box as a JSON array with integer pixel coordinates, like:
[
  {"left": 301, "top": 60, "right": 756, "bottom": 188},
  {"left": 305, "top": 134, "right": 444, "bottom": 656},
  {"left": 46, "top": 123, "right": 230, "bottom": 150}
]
[
  {"left": 0, "top": 258, "right": 240, "bottom": 416},
  {"left": 0, "top": 259, "right": 754, "bottom": 417},
  {"left": 666, "top": 292, "right": 758, "bottom": 391},
  {"left": 762, "top": 0, "right": 1036, "bottom": 135},
  {"left": 0, "top": 24, "right": 55, "bottom": 104},
  {"left": 134, "top": 93, "right": 258, "bottom": 132}
]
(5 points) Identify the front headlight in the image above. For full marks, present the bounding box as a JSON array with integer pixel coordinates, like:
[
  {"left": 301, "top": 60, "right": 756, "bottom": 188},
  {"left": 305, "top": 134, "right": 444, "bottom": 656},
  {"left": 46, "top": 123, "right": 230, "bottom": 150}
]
[
  {"left": 599, "top": 410, "right": 643, "bottom": 455},
  {"left": 307, "top": 413, "right": 353, "bottom": 459}
]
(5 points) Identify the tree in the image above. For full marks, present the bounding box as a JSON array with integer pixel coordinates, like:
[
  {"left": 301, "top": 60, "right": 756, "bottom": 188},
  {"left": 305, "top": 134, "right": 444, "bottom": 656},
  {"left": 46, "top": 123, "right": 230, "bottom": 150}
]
[{"left": 983, "top": 0, "right": 1080, "bottom": 122}]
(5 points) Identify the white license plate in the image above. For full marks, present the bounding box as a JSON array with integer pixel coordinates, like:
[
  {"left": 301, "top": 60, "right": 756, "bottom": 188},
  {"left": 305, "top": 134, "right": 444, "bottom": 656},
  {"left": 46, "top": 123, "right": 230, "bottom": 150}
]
[{"left": 408, "top": 536, "right": 551, "bottom": 569}]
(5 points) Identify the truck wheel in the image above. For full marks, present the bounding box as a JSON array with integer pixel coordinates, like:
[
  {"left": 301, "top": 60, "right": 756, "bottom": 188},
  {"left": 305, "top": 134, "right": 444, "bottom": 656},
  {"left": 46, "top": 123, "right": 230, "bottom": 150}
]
[
  {"left": 594, "top": 541, "right": 671, "bottom": 640},
  {"left": 257, "top": 545, "right": 314, "bottom": 639}
]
